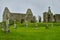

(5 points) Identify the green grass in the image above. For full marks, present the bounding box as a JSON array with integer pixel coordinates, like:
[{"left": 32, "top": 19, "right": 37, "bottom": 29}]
[{"left": 0, "top": 23, "right": 60, "bottom": 40}]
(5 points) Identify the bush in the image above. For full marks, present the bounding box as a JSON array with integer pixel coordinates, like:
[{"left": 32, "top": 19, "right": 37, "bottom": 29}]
[{"left": 9, "top": 20, "right": 14, "bottom": 25}]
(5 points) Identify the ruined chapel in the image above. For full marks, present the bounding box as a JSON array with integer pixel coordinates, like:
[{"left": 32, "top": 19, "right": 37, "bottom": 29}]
[
  {"left": 43, "top": 6, "right": 60, "bottom": 22},
  {"left": 3, "top": 7, "right": 36, "bottom": 23}
]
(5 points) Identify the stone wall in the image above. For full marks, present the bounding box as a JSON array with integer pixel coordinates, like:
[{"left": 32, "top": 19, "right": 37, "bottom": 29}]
[{"left": 54, "top": 14, "right": 60, "bottom": 22}]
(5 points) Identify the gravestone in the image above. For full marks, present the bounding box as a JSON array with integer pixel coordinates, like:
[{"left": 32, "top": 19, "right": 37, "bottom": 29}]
[
  {"left": 35, "top": 19, "right": 38, "bottom": 29},
  {"left": 14, "top": 23, "right": 16, "bottom": 29},
  {"left": 46, "top": 24, "right": 48, "bottom": 29},
  {"left": 1, "top": 23, "right": 5, "bottom": 31},
  {"left": 52, "top": 19, "right": 54, "bottom": 27},
  {"left": 45, "top": 18, "right": 49, "bottom": 29},
  {"left": 25, "top": 20, "right": 28, "bottom": 28},
  {"left": 14, "top": 20, "right": 17, "bottom": 29},
  {"left": 6, "top": 18, "right": 10, "bottom": 32}
]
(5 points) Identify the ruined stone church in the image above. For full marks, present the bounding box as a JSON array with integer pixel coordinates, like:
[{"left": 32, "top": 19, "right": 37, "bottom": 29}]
[
  {"left": 43, "top": 6, "right": 60, "bottom": 22},
  {"left": 3, "top": 7, "right": 36, "bottom": 23},
  {"left": 3, "top": 7, "right": 60, "bottom": 23}
]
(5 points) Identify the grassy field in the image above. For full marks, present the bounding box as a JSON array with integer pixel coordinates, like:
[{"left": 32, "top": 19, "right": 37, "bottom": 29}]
[{"left": 0, "top": 23, "right": 60, "bottom": 40}]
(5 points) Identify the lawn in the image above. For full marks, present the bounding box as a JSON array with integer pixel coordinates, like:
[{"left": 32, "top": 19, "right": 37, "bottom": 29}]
[{"left": 0, "top": 23, "right": 60, "bottom": 40}]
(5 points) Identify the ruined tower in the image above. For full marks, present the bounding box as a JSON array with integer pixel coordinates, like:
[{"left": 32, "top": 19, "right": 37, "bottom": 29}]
[
  {"left": 3, "top": 7, "right": 10, "bottom": 22},
  {"left": 26, "top": 9, "right": 33, "bottom": 22}
]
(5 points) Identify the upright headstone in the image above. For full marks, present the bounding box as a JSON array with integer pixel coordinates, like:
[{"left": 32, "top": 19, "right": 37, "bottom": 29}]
[
  {"left": 6, "top": 18, "right": 10, "bottom": 32},
  {"left": 52, "top": 19, "right": 54, "bottom": 27},
  {"left": 35, "top": 17, "right": 39, "bottom": 29},
  {"left": 25, "top": 20, "right": 28, "bottom": 28},
  {"left": 14, "top": 20, "right": 17, "bottom": 29},
  {"left": 46, "top": 24, "right": 48, "bottom": 29},
  {"left": 25, "top": 15, "right": 28, "bottom": 28},
  {"left": 45, "top": 19, "right": 48, "bottom": 29}
]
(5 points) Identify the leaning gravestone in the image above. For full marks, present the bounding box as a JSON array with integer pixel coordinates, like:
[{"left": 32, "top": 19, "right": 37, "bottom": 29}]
[{"left": 14, "top": 20, "right": 17, "bottom": 29}]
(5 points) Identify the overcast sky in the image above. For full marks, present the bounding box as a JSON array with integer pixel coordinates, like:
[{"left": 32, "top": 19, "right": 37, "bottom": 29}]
[{"left": 0, "top": 0, "right": 60, "bottom": 22}]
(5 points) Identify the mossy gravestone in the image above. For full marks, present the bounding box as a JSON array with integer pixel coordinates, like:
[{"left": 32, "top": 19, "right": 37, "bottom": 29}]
[
  {"left": 1, "top": 21, "right": 10, "bottom": 33},
  {"left": 1, "top": 22, "right": 6, "bottom": 32},
  {"left": 1, "top": 21, "right": 10, "bottom": 32}
]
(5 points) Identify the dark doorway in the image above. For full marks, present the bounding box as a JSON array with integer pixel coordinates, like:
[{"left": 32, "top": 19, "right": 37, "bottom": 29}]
[
  {"left": 48, "top": 15, "right": 50, "bottom": 22},
  {"left": 21, "top": 19, "right": 24, "bottom": 23}
]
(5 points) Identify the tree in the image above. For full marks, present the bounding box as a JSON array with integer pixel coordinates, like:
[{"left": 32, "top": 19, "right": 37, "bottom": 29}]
[{"left": 38, "top": 16, "right": 41, "bottom": 22}]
